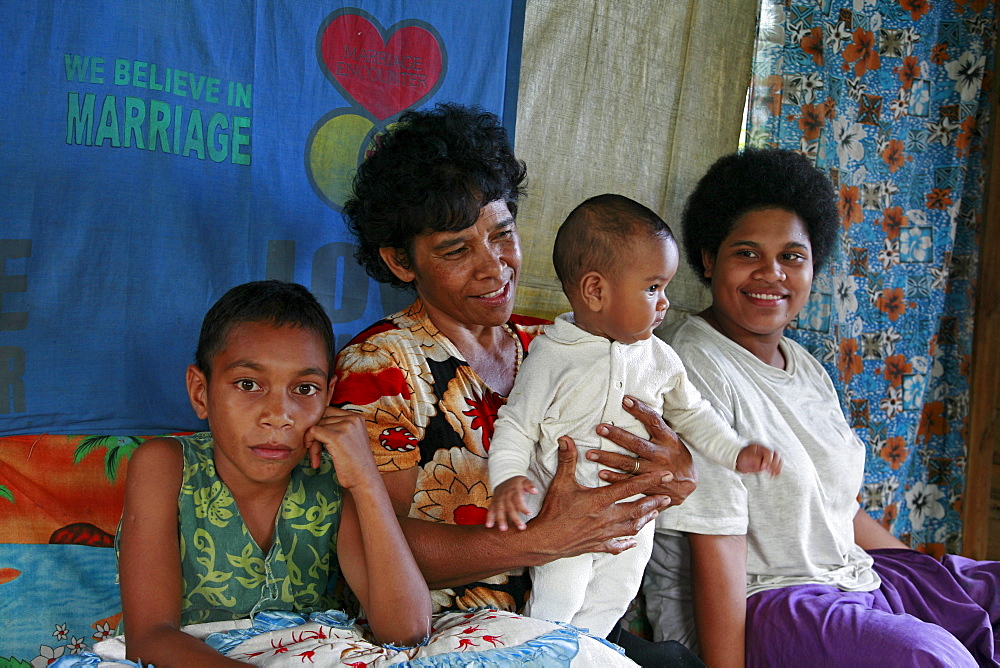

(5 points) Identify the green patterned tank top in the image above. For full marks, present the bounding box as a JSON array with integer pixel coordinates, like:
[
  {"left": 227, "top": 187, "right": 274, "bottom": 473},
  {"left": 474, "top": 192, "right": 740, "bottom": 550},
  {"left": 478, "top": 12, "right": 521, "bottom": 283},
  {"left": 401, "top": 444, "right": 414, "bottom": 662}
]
[{"left": 174, "top": 432, "right": 343, "bottom": 625}]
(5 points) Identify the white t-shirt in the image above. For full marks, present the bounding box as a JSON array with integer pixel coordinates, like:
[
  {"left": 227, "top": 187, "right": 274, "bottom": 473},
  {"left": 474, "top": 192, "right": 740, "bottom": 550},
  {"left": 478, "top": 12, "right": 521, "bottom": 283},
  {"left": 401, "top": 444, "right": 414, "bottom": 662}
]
[{"left": 654, "top": 315, "right": 880, "bottom": 596}]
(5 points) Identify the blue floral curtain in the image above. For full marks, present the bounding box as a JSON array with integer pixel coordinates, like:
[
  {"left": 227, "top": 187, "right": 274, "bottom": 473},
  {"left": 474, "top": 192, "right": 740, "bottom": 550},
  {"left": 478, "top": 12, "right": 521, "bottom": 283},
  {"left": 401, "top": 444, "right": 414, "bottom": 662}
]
[{"left": 746, "top": 0, "right": 995, "bottom": 554}]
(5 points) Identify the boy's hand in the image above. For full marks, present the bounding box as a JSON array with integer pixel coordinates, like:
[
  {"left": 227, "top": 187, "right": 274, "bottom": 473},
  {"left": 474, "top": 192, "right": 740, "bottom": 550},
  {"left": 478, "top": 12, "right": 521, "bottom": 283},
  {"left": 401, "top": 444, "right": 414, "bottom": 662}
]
[
  {"left": 305, "top": 406, "right": 377, "bottom": 490},
  {"left": 485, "top": 476, "right": 537, "bottom": 531},
  {"left": 735, "top": 443, "right": 782, "bottom": 476}
]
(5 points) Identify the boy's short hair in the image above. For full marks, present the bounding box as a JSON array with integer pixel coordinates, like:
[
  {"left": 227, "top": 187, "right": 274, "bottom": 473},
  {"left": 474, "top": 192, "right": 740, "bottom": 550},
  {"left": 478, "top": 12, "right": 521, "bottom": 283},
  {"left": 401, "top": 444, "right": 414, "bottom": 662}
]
[
  {"left": 195, "top": 280, "right": 335, "bottom": 379},
  {"left": 553, "top": 194, "right": 675, "bottom": 295}
]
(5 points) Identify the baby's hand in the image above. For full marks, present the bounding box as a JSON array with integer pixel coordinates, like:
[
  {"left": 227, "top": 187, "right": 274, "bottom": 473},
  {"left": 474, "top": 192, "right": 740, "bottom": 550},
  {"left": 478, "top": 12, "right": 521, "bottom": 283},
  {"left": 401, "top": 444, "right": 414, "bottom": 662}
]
[
  {"left": 305, "top": 406, "right": 377, "bottom": 490},
  {"left": 485, "top": 476, "right": 537, "bottom": 531},
  {"left": 736, "top": 443, "right": 782, "bottom": 477}
]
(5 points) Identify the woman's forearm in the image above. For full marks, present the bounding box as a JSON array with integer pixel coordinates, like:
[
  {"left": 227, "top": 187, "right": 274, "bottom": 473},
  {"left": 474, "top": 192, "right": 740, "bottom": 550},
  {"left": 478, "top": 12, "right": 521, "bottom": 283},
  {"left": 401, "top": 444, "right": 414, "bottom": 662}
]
[
  {"left": 398, "top": 516, "right": 549, "bottom": 588},
  {"left": 689, "top": 532, "right": 748, "bottom": 668},
  {"left": 853, "top": 508, "right": 910, "bottom": 551}
]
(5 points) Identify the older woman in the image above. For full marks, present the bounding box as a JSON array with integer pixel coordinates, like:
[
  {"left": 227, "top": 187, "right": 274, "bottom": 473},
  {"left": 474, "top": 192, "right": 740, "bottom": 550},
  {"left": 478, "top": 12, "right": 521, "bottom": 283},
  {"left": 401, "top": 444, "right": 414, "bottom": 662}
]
[
  {"left": 644, "top": 148, "right": 1000, "bottom": 667},
  {"left": 332, "top": 103, "right": 700, "bottom": 665}
]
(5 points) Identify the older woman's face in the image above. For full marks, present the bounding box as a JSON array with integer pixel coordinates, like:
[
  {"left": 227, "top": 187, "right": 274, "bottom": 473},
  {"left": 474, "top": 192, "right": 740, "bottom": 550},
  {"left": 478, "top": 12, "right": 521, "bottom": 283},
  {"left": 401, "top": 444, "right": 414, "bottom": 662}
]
[
  {"left": 702, "top": 207, "right": 813, "bottom": 345},
  {"left": 389, "top": 199, "right": 521, "bottom": 331}
]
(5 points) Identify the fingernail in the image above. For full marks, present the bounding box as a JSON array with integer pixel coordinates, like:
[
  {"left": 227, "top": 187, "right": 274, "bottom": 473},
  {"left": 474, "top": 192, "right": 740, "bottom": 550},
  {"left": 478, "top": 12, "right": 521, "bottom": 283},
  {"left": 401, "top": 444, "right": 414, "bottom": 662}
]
[
  {"left": 587, "top": 451, "right": 599, "bottom": 460},
  {"left": 661, "top": 474, "right": 673, "bottom": 483},
  {"left": 597, "top": 425, "right": 609, "bottom": 435},
  {"left": 623, "top": 397, "right": 634, "bottom": 407}
]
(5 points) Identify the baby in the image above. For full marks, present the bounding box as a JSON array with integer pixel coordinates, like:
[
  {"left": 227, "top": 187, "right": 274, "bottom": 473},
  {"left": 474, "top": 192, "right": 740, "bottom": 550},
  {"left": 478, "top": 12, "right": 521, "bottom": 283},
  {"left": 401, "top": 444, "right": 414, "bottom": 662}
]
[{"left": 486, "top": 194, "right": 780, "bottom": 637}]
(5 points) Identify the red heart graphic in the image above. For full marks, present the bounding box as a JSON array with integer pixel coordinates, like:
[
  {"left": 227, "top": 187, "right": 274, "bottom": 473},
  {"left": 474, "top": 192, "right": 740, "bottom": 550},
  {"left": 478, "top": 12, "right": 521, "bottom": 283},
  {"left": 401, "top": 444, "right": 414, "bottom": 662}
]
[{"left": 320, "top": 12, "right": 445, "bottom": 121}]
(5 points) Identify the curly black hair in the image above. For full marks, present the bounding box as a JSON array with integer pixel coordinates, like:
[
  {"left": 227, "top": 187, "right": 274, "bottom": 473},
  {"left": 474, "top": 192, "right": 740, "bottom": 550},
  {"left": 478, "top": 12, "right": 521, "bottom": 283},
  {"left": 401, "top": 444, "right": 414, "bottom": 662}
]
[
  {"left": 682, "top": 148, "right": 839, "bottom": 285},
  {"left": 342, "top": 103, "right": 527, "bottom": 289}
]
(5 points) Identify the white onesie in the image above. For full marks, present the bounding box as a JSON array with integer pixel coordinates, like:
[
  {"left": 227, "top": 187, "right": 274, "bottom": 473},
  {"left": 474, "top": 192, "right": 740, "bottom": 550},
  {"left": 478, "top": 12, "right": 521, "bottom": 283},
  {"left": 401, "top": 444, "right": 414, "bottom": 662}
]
[{"left": 489, "top": 313, "right": 749, "bottom": 637}]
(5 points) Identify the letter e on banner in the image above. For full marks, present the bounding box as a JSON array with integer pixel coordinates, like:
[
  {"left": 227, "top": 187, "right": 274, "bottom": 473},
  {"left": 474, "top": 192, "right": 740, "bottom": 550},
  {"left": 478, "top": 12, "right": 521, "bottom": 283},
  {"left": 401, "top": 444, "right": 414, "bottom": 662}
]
[{"left": 0, "top": 240, "right": 30, "bottom": 331}]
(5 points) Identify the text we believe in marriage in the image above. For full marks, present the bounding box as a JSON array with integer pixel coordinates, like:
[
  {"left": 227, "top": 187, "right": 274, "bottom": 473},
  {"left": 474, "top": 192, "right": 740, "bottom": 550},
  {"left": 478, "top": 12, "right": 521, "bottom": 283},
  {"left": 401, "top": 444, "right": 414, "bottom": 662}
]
[{"left": 64, "top": 54, "right": 253, "bottom": 165}]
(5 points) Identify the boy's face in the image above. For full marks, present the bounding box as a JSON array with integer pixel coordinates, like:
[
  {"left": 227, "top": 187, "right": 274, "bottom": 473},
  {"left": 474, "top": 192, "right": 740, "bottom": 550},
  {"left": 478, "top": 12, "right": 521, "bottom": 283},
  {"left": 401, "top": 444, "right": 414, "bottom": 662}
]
[
  {"left": 600, "top": 235, "right": 679, "bottom": 344},
  {"left": 186, "top": 321, "right": 334, "bottom": 491}
]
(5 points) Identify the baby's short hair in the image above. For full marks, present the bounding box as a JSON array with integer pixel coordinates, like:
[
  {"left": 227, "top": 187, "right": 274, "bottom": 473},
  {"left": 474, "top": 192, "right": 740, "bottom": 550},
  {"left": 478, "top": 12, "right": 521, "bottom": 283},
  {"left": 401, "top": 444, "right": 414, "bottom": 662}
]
[
  {"left": 195, "top": 280, "right": 335, "bottom": 379},
  {"left": 553, "top": 194, "right": 674, "bottom": 295}
]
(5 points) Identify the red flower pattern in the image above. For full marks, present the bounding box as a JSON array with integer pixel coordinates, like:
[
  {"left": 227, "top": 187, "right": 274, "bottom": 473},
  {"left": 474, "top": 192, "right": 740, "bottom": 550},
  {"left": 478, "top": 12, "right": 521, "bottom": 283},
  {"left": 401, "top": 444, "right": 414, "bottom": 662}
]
[
  {"left": 379, "top": 426, "right": 418, "bottom": 452},
  {"left": 463, "top": 390, "right": 505, "bottom": 452},
  {"left": 881, "top": 503, "right": 899, "bottom": 531},
  {"left": 918, "top": 401, "right": 949, "bottom": 442},
  {"left": 882, "top": 139, "right": 906, "bottom": 173},
  {"left": 336, "top": 367, "right": 410, "bottom": 405},
  {"left": 880, "top": 436, "right": 909, "bottom": 470},
  {"left": 931, "top": 43, "right": 949, "bottom": 65},
  {"left": 801, "top": 26, "right": 824, "bottom": 66},
  {"left": 877, "top": 288, "right": 908, "bottom": 322},
  {"left": 838, "top": 338, "right": 864, "bottom": 384},
  {"left": 839, "top": 185, "right": 863, "bottom": 230},
  {"left": 955, "top": 116, "right": 977, "bottom": 155},
  {"left": 880, "top": 207, "right": 908, "bottom": 239},
  {"left": 900, "top": 0, "right": 931, "bottom": 20},
  {"left": 898, "top": 55, "right": 920, "bottom": 90},
  {"left": 917, "top": 542, "right": 946, "bottom": 559},
  {"left": 798, "top": 103, "right": 825, "bottom": 140},
  {"left": 843, "top": 29, "right": 881, "bottom": 77},
  {"left": 926, "top": 187, "right": 953, "bottom": 210},
  {"left": 882, "top": 353, "right": 913, "bottom": 387}
]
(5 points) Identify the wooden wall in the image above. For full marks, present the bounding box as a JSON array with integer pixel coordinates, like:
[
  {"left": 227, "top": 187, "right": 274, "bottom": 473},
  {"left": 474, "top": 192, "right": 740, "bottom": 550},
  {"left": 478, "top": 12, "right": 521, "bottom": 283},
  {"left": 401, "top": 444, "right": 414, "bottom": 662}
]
[{"left": 964, "top": 47, "right": 1000, "bottom": 559}]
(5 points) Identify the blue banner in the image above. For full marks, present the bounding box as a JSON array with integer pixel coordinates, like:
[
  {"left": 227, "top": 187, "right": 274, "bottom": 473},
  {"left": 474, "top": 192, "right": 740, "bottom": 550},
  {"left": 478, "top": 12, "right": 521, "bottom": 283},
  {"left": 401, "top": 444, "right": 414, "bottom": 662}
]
[{"left": 0, "top": 1, "right": 525, "bottom": 435}]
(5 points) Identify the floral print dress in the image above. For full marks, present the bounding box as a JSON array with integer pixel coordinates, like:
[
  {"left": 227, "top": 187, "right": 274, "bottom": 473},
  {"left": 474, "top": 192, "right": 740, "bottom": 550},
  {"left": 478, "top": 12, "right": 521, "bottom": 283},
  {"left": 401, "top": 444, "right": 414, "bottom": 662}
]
[{"left": 332, "top": 299, "right": 548, "bottom": 614}]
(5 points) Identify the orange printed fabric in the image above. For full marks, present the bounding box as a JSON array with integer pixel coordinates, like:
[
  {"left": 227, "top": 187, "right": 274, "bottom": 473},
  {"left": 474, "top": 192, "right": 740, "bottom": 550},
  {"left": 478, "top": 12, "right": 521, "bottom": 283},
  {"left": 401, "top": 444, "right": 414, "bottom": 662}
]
[
  {"left": 0, "top": 434, "right": 142, "bottom": 546},
  {"left": 332, "top": 299, "right": 547, "bottom": 613}
]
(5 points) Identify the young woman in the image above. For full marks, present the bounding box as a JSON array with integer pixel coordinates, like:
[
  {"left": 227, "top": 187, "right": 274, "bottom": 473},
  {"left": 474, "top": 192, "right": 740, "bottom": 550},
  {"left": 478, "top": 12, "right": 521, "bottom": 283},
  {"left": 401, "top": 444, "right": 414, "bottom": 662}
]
[{"left": 645, "top": 148, "right": 1000, "bottom": 667}]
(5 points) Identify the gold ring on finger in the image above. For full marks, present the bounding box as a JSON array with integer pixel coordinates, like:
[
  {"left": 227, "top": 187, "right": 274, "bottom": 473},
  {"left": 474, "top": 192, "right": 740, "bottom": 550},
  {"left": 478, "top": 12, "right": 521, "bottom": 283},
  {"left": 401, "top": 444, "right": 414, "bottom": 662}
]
[{"left": 631, "top": 457, "right": 641, "bottom": 475}]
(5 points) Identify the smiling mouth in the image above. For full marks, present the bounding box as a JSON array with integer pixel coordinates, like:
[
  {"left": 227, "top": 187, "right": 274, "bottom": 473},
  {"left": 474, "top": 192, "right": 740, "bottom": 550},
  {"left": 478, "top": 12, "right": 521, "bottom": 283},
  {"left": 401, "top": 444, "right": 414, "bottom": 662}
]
[
  {"left": 744, "top": 292, "right": 786, "bottom": 301},
  {"left": 476, "top": 282, "right": 510, "bottom": 300}
]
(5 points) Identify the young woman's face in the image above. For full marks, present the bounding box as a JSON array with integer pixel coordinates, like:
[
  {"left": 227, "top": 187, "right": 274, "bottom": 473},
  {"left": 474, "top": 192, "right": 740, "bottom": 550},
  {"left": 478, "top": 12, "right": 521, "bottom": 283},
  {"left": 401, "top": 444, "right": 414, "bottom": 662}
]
[
  {"left": 188, "top": 322, "right": 333, "bottom": 493},
  {"left": 703, "top": 207, "right": 813, "bottom": 345},
  {"left": 389, "top": 199, "right": 522, "bottom": 332}
]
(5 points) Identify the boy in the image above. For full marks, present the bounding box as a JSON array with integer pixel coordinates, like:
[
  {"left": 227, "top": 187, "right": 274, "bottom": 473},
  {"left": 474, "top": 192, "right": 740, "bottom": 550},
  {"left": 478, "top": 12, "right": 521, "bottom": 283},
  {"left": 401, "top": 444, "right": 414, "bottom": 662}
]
[
  {"left": 486, "top": 194, "right": 780, "bottom": 637},
  {"left": 116, "top": 280, "right": 431, "bottom": 665}
]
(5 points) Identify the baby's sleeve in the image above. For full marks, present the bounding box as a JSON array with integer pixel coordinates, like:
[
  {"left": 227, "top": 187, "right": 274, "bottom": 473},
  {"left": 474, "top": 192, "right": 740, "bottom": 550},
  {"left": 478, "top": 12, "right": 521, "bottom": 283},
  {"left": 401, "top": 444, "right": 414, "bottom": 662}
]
[
  {"left": 658, "top": 343, "right": 748, "bottom": 471},
  {"left": 488, "top": 348, "right": 553, "bottom": 491}
]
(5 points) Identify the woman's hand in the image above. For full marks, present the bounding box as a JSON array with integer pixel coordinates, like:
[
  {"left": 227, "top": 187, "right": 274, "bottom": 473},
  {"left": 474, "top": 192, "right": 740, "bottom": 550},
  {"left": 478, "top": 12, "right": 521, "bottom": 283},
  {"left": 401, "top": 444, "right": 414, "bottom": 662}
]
[
  {"left": 305, "top": 406, "right": 378, "bottom": 490},
  {"left": 587, "top": 395, "right": 697, "bottom": 504},
  {"left": 524, "top": 437, "right": 673, "bottom": 561}
]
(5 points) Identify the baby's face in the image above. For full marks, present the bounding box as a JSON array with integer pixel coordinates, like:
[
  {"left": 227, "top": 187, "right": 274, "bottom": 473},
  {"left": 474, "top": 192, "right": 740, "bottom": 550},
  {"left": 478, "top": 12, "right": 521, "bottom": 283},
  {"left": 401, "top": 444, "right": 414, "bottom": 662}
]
[{"left": 598, "top": 235, "right": 679, "bottom": 344}]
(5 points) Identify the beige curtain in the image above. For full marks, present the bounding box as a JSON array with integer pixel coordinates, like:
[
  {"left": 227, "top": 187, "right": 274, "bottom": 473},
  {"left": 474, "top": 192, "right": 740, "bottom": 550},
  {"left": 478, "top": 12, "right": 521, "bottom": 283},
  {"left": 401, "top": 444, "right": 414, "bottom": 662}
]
[{"left": 513, "top": 0, "right": 759, "bottom": 323}]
